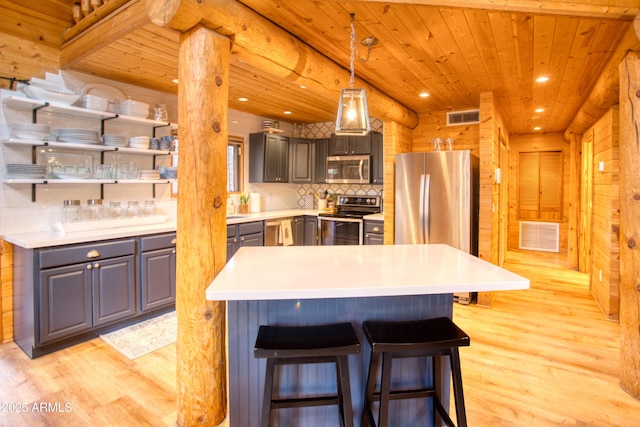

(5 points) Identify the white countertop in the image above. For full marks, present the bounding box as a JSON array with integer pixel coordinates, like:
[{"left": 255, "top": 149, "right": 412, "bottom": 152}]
[
  {"left": 206, "top": 244, "right": 529, "bottom": 301},
  {"left": 2, "top": 209, "right": 320, "bottom": 249}
]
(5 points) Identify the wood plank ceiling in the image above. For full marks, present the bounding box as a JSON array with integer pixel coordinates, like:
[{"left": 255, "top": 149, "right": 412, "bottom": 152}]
[{"left": 1, "top": 0, "right": 637, "bottom": 135}]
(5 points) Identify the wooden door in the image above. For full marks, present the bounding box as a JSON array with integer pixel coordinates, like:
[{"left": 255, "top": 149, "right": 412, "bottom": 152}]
[{"left": 499, "top": 133, "right": 509, "bottom": 266}]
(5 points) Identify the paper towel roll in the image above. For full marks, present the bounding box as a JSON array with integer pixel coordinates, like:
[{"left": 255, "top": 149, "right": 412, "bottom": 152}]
[{"left": 249, "top": 193, "right": 261, "bottom": 213}]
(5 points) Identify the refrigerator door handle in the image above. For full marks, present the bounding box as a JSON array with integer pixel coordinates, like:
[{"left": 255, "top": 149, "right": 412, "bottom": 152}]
[{"left": 420, "top": 174, "right": 430, "bottom": 243}]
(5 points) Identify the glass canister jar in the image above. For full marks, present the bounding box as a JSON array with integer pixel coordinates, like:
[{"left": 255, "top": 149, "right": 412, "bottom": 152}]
[
  {"left": 61, "top": 200, "right": 81, "bottom": 223},
  {"left": 142, "top": 200, "right": 157, "bottom": 216},
  {"left": 125, "top": 201, "right": 140, "bottom": 218},
  {"left": 107, "top": 201, "right": 123, "bottom": 219},
  {"left": 85, "top": 199, "right": 105, "bottom": 221}
]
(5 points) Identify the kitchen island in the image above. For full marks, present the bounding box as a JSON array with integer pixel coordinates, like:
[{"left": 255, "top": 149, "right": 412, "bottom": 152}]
[{"left": 206, "top": 244, "right": 529, "bottom": 426}]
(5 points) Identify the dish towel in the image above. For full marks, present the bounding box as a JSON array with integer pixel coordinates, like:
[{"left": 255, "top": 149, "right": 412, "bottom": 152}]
[{"left": 280, "top": 219, "right": 294, "bottom": 246}]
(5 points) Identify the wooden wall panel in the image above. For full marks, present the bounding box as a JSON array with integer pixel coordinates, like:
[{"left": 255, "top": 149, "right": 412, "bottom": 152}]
[
  {"left": 383, "top": 121, "right": 413, "bottom": 244},
  {"left": 0, "top": 239, "right": 13, "bottom": 343},
  {"left": 411, "top": 110, "right": 480, "bottom": 153},
  {"left": 587, "top": 107, "right": 620, "bottom": 321},
  {"left": 0, "top": 32, "right": 61, "bottom": 89},
  {"left": 507, "top": 133, "right": 570, "bottom": 253}
]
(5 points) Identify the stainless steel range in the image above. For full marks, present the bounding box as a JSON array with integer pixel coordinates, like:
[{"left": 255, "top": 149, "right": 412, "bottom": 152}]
[{"left": 318, "top": 195, "right": 381, "bottom": 245}]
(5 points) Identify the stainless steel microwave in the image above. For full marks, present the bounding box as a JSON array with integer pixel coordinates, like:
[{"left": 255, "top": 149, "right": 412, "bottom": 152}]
[{"left": 326, "top": 155, "right": 371, "bottom": 184}]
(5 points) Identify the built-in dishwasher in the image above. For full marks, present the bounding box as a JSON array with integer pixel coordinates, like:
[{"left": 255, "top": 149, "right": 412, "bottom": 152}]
[{"left": 264, "top": 217, "right": 294, "bottom": 246}]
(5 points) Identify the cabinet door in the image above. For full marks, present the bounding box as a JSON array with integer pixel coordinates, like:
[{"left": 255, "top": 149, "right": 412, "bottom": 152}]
[
  {"left": 38, "top": 264, "right": 92, "bottom": 344},
  {"left": 140, "top": 248, "right": 176, "bottom": 312},
  {"left": 239, "top": 232, "right": 264, "bottom": 248},
  {"left": 304, "top": 217, "right": 318, "bottom": 246},
  {"left": 264, "top": 134, "right": 282, "bottom": 182},
  {"left": 227, "top": 225, "right": 237, "bottom": 262},
  {"left": 314, "top": 138, "right": 329, "bottom": 183},
  {"left": 291, "top": 139, "right": 314, "bottom": 183},
  {"left": 276, "top": 136, "right": 289, "bottom": 181},
  {"left": 351, "top": 134, "right": 372, "bottom": 155},
  {"left": 371, "top": 133, "right": 384, "bottom": 185},
  {"left": 329, "top": 135, "right": 350, "bottom": 155},
  {"left": 92, "top": 255, "right": 136, "bottom": 326},
  {"left": 292, "top": 217, "right": 305, "bottom": 246}
]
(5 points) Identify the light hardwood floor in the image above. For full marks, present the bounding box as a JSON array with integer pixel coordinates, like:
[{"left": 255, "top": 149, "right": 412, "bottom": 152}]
[{"left": 1, "top": 250, "right": 639, "bottom": 426}]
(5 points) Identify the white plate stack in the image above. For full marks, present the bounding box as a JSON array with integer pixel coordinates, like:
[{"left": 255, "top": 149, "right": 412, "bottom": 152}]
[
  {"left": 6, "top": 164, "right": 46, "bottom": 179},
  {"left": 57, "top": 128, "right": 100, "bottom": 144},
  {"left": 119, "top": 99, "right": 149, "bottom": 118},
  {"left": 10, "top": 122, "right": 50, "bottom": 140},
  {"left": 102, "top": 134, "right": 126, "bottom": 147},
  {"left": 262, "top": 120, "right": 273, "bottom": 130},
  {"left": 138, "top": 169, "right": 161, "bottom": 180},
  {"left": 128, "top": 136, "right": 150, "bottom": 149},
  {"left": 76, "top": 94, "right": 108, "bottom": 111}
]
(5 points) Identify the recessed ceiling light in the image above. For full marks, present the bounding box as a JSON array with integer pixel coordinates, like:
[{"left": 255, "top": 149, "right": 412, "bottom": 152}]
[
  {"left": 533, "top": 126, "right": 542, "bottom": 131},
  {"left": 536, "top": 76, "right": 549, "bottom": 83},
  {"left": 238, "top": 97, "right": 248, "bottom": 102},
  {"left": 172, "top": 78, "right": 179, "bottom": 84},
  {"left": 284, "top": 111, "right": 292, "bottom": 115},
  {"left": 419, "top": 92, "right": 430, "bottom": 98},
  {"left": 231, "top": 120, "right": 239, "bottom": 124},
  {"left": 535, "top": 108, "right": 545, "bottom": 113},
  {"left": 300, "top": 85, "right": 307, "bottom": 89}
]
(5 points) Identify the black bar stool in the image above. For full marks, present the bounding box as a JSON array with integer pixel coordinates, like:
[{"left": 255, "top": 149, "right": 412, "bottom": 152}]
[
  {"left": 361, "top": 317, "right": 470, "bottom": 427},
  {"left": 254, "top": 322, "right": 361, "bottom": 427}
]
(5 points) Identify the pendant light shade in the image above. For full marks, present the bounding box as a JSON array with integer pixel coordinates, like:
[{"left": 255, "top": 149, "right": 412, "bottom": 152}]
[
  {"left": 336, "top": 88, "right": 370, "bottom": 136},
  {"left": 335, "top": 13, "right": 375, "bottom": 136}
]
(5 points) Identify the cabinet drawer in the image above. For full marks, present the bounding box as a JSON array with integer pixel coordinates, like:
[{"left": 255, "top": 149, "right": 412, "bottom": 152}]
[
  {"left": 365, "top": 221, "right": 384, "bottom": 234},
  {"left": 238, "top": 221, "right": 264, "bottom": 235},
  {"left": 227, "top": 224, "right": 236, "bottom": 238},
  {"left": 140, "top": 233, "right": 177, "bottom": 252},
  {"left": 39, "top": 239, "right": 136, "bottom": 269}
]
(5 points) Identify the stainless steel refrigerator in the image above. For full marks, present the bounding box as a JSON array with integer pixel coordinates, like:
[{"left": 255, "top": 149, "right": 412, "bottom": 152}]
[{"left": 395, "top": 150, "right": 480, "bottom": 303}]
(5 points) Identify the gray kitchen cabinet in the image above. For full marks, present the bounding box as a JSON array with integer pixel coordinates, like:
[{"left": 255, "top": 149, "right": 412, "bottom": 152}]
[
  {"left": 140, "top": 233, "right": 176, "bottom": 312},
  {"left": 13, "top": 235, "right": 174, "bottom": 359},
  {"left": 291, "top": 216, "right": 318, "bottom": 246},
  {"left": 371, "top": 132, "right": 384, "bottom": 185},
  {"left": 249, "top": 132, "right": 289, "bottom": 182},
  {"left": 38, "top": 263, "right": 93, "bottom": 344},
  {"left": 292, "top": 217, "right": 305, "bottom": 246},
  {"left": 37, "top": 239, "right": 136, "bottom": 342},
  {"left": 291, "top": 138, "right": 315, "bottom": 183},
  {"left": 227, "top": 221, "right": 265, "bottom": 261},
  {"left": 304, "top": 216, "right": 318, "bottom": 246},
  {"left": 364, "top": 220, "right": 384, "bottom": 245},
  {"left": 329, "top": 134, "right": 371, "bottom": 155},
  {"left": 292, "top": 216, "right": 318, "bottom": 246},
  {"left": 314, "top": 138, "right": 329, "bottom": 183}
]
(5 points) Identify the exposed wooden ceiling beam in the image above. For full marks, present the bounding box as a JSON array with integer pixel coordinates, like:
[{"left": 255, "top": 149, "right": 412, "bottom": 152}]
[
  {"left": 60, "top": 0, "right": 151, "bottom": 68},
  {"left": 144, "top": 0, "right": 419, "bottom": 128},
  {"left": 343, "top": 0, "right": 639, "bottom": 20}
]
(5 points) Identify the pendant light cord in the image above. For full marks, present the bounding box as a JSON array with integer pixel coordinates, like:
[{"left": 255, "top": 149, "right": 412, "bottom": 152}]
[{"left": 349, "top": 15, "right": 356, "bottom": 88}]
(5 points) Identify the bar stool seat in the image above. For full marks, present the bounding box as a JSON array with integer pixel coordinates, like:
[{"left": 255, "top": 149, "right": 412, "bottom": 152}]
[
  {"left": 361, "top": 317, "right": 470, "bottom": 427},
  {"left": 254, "top": 322, "right": 361, "bottom": 427}
]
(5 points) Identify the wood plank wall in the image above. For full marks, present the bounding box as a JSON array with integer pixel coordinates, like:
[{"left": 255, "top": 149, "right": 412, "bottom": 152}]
[
  {"left": 0, "top": 239, "right": 12, "bottom": 343},
  {"left": 382, "top": 121, "right": 412, "bottom": 244},
  {"left": 587, "top": 106, "right": 620, "bottom": 320},
  {"left": 508, "top": 133, "right": 571, "bottom": 253},
  {"left": 412, "top": 110, "right": 480, "bottom": 154}
]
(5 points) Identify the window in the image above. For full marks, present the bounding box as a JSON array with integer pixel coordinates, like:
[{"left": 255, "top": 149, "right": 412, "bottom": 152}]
[
  {"left": 227, "top": 135, "right": 244, "bottom": 193},
  {"left": 518, "top": 151, "right": 563, "bottom": 221}
]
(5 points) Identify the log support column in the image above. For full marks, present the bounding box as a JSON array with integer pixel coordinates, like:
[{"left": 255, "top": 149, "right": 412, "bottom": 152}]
[
  {"left": 176, "top": 25, "right": 230, "bottom": 424},
  {"left": 619, "top": 51, "right": 640, "bottom": 399}
]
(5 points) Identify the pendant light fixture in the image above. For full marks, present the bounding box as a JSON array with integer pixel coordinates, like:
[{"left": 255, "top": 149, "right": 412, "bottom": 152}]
[{"left": 335, "top": 13, "right": 377, "bottom": 136}]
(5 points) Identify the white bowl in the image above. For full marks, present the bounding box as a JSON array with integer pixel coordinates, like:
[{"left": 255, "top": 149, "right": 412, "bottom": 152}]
[
  {"left": 23, "top": 85, "right": 80, "bottom": 106},
  {"left": 120, "top": 99, "right": 149, "bottom": 118}
]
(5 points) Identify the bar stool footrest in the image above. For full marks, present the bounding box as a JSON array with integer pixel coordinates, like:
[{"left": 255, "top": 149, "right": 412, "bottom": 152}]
[{"left": 272, "top": 395, "right": 341, "bottom": 409}]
